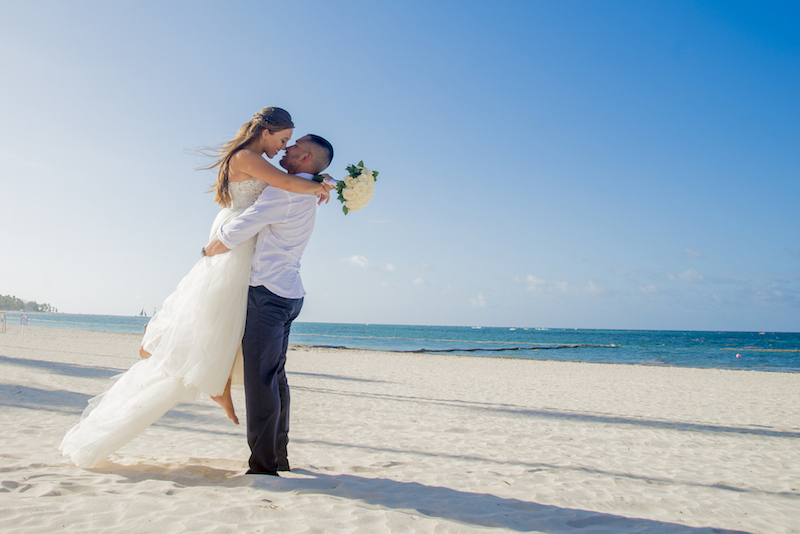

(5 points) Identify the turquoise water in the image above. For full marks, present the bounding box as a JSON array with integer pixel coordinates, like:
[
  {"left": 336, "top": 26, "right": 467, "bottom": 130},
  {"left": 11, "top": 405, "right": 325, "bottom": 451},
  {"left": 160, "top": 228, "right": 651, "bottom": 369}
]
[{"left": 3, "top": 312, "right": 798, "bottom": 372}]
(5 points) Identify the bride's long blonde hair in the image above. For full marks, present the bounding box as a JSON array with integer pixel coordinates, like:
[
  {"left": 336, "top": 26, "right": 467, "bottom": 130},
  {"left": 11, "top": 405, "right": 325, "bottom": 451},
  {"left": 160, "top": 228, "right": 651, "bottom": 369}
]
[{"left": 204, "top": 107, "right": 294, "bottom": 207}]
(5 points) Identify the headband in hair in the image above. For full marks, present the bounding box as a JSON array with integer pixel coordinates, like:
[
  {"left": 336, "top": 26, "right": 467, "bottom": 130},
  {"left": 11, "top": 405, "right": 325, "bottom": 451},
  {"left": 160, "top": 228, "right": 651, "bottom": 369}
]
[{"left": 251, "top": 108, "right": 293, "bottom": 128}]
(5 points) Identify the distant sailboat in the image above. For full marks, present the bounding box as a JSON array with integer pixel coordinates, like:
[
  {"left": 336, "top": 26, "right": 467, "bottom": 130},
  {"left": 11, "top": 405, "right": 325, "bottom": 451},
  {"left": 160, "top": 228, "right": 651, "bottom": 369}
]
[{"left": 139, "top": 309, "right": 147, "bottom": 317}]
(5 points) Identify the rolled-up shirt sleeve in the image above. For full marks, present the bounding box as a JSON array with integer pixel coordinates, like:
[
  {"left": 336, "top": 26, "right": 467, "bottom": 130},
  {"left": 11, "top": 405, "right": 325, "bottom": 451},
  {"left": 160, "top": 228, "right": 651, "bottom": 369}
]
[{"left": 217, "top": 188, "right": 291, "bottom": 249}]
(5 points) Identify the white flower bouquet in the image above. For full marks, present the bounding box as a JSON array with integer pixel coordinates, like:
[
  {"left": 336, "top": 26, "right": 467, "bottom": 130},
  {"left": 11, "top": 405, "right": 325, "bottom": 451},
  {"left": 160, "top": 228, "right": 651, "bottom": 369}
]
[{"left": 327, "top": 161, "right": 378, "bottom": 215}]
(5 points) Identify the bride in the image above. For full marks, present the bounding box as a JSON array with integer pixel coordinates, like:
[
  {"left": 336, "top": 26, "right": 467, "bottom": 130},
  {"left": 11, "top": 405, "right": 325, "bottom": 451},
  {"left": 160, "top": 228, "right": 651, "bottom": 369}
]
[{"left": 60, "top": 107, "right": 333, "bottom": 468}]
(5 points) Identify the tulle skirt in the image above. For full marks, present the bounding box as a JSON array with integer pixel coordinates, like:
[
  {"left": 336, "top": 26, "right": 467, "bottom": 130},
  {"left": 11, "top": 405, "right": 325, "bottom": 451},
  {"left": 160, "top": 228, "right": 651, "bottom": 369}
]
[{"left": 60, "top": 208, "right": 254, "bottom": 468}]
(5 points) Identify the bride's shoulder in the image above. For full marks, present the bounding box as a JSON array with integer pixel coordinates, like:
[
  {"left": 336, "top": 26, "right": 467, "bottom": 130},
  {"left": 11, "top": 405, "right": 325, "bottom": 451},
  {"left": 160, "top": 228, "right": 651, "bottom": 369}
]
[
  {"left": 231, "top": 148, "right": 265, "bottom": 166},
  {"left": 229, "top": 149, "right": 272, "bottom": 182}
]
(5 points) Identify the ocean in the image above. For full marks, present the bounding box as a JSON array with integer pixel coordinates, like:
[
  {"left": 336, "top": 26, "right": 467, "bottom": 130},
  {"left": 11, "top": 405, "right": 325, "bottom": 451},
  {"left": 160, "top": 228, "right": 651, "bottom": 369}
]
[{"left": 2, "top": 312, "right": 798, "bottom": 373}]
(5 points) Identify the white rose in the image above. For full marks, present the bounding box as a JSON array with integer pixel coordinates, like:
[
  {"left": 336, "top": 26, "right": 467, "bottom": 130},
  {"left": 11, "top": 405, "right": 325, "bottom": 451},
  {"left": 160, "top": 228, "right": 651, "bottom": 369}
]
[
  {"left": 354, "top": 182, "right": 368, "bottom": 195},
  {"left": 343, "top": 188, "right": 357, "bottom": 201},
  {"left": 361, "top": 167, "right": 372, "bottom": 177},
  {"left": 345, "top": 177, "right": 358, "bottom": 188},
  {"left": 345, "top": 200, "right": 363, "bottom": 211}
]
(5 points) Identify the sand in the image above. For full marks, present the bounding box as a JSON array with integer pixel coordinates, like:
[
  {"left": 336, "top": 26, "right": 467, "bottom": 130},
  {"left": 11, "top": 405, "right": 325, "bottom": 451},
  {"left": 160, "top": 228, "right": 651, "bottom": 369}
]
[{"left": 0, "top": 324, "right": 798, "bottom": 533}]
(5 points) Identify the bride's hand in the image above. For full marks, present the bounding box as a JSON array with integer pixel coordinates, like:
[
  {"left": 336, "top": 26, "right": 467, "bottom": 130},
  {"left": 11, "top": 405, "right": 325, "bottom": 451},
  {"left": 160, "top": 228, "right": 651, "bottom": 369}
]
[{"left": 203, "top": 238, "right": 229, "bottom": 257}]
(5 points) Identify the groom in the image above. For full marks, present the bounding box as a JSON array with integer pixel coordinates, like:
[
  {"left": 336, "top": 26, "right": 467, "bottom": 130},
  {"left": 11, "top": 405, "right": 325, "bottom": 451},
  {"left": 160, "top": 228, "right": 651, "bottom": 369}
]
[{"left": 204, "top": 134, "right": 334, "bottom": 475}]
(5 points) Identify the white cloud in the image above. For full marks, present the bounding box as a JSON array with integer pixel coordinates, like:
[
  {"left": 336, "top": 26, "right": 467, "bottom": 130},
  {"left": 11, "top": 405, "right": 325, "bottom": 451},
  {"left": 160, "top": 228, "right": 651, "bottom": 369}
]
[
  {"left": 683, "top": 248, "right": 705, "bottom": 259},
  {"left": 669, "top": 268, "right": 704, "bottom": 283},
  {"left": 525, "top": 275, "right": 546, "bottom": 291},
  {"left": 343, "top": 257, "right": 396, "bottom": 271},
  {"left": 524, "top": 275, "right": 605, "bottom": 295},
  {"left": 411, "top": 278, "right": 426, "bottom": 286},
  {"left": 638, "top": 284, "right": 659, "bottom": 295},
  {"left": 379, "top": 281, "right": 396, "bottom": 288},
  {"left": 552, "top": 281, "right": 570, "bottom": 292},
  {"left": 582, "top": 280, "right": 606, "bottom": 295},
  {"left": 346, "top": 255, "right": 372, "bottom": 268},
  {"left": 471, "top": 293, "right": 487, "bottom": 308}
]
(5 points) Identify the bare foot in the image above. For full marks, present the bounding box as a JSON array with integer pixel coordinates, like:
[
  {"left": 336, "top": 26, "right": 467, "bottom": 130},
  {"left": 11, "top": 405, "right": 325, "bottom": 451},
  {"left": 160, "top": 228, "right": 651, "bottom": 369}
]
[
  {"left": 139, "top": 347, "right": 151, "bottom": 359},
  {"left": 211, "top": 379, "right": 239, "bottom": 425}
]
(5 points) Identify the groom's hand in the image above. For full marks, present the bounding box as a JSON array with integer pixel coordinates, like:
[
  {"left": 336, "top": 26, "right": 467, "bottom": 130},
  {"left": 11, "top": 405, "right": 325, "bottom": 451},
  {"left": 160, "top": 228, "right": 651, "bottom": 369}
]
[{"left": 203, "top": 238, "right": 229, "bottom": 257}]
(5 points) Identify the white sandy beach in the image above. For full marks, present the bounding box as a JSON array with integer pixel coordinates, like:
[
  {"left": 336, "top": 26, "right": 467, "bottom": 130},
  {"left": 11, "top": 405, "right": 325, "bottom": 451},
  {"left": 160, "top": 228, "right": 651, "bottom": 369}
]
[{"left": 0, "top": 325, "right": 798, "bottom": 533}]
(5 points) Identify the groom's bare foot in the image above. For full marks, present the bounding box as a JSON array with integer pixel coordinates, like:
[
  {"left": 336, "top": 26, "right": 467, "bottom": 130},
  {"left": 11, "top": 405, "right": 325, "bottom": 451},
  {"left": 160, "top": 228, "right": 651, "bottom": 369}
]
[
  {"left": 139, "top": 347, "right": 151, "bottom": 359},
  {"left": 211, "top": 379, "right": 239, "bottom": 425}
]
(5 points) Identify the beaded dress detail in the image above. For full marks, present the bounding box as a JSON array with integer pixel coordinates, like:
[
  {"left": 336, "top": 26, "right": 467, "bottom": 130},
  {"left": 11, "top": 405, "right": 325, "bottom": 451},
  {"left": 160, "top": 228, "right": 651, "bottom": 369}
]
[{"left": 230, "top": 178, "right": 268, "bottom": 209}]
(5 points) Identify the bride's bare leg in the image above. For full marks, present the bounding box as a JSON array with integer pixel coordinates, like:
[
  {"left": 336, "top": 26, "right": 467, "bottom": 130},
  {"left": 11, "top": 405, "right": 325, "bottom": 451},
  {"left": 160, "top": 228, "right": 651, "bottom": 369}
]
[
  {"left": 211, "top": 378, "right": 239, "bottom": 425},
  {"left": 139, "top": 324, "right": 151, "bottom": 358}
]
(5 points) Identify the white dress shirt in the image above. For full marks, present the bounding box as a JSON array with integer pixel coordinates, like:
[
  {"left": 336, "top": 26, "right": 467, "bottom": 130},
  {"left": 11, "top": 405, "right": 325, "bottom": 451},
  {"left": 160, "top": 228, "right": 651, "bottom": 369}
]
[{"left": 217, "top": 173, "right": 318, "bottom": 299}]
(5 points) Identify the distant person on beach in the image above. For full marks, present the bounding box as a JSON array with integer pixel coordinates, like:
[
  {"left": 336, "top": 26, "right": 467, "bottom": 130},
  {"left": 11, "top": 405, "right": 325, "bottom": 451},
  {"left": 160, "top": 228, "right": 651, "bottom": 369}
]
[
  {"left": 60, "top": 107, "right": 334, "bottom": 469},
  {"left": 202, "top": 132, "right": 334, "bottom": 475}
]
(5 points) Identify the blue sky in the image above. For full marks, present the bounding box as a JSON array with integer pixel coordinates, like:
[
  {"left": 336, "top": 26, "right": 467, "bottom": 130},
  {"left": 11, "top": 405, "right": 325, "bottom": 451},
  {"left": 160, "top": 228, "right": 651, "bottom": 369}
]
[{"left": 1, "top": 0, "right": 798, "bottom": 332}]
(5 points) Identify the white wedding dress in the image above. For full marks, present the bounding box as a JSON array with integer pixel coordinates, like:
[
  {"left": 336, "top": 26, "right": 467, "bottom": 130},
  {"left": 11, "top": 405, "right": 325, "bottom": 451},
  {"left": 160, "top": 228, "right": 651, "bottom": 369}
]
[{"left": 60, "top": 178, "right": 267, "bottom": 468}]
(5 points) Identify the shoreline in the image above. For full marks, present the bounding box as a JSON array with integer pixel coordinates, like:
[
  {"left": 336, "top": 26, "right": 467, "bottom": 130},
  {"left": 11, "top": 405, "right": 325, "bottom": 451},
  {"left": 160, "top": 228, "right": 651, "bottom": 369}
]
[
  {"left": 3, "top": 311, "right": 798, "bottom": 335},
  {"left": 1, "top": 326, "right": 799, "bottom": 532},
  {"left": 2, "top": 324, "right": 799, "bottom": 374},
  {"left": 298, "top": 342, "right": 800, "bottom": 374}
]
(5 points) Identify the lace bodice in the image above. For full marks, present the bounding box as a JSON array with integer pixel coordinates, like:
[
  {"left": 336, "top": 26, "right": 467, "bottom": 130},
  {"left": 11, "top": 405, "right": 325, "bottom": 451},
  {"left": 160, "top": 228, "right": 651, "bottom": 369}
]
[{"left": 229, "top": 178, "right": 268, "bottom": 209}]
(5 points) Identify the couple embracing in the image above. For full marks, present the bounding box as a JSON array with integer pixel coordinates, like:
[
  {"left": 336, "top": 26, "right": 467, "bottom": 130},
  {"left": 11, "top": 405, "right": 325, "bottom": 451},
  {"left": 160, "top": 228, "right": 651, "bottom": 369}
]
[{"left": 61, "top": 107, "right": 334, "bottom": 476}]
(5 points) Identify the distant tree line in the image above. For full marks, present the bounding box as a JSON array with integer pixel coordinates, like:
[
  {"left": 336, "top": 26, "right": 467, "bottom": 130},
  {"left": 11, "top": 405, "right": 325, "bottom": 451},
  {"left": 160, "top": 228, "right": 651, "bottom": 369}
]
[{"left": 0, "top": 294, "right": 58, "bottom": 313}]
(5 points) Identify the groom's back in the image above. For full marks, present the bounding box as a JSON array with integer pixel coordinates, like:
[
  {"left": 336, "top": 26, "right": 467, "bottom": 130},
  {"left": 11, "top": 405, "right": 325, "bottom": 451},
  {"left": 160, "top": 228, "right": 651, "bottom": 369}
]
[{"left": 250, "top": 188, "right": 317, "bottom": 299}]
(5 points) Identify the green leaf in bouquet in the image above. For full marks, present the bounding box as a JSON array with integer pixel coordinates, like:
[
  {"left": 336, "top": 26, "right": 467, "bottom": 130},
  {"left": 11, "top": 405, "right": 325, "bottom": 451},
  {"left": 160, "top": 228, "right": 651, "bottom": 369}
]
[{"left": 342, "top": 205, "right": 350, "bottom": 215}]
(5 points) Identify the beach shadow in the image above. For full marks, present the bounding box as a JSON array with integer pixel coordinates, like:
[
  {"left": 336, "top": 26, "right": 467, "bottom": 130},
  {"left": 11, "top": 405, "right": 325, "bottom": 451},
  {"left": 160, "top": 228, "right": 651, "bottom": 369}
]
[
  {"left": 290, "top": 371, "right": 392, "bottom": 384},
  {"left": 0, "top": 384, "right": 90, "bottom": 414},
  {"left": 93, "top": 457, "right": 249, "bottom": 486},
  {"left": 291, "top": 437, "right": 800, "bottom": 499},
  {"left": 0, "top": 382, "right": 240, "bottom": 438},
  {"left": 294, "top": 384, "right": 800, "bottom": 439},
  {"left": 85, "top": 458, "right": 750, "bottom": 532},
  {"left": 489, "top": 406, "right": 800, "bottom": 440},
  {"left": 254, "top": 469, "right": 750, "bottom": 533},
  {"left": 0, "top": 354, "right": 122, "bottom": 380}
]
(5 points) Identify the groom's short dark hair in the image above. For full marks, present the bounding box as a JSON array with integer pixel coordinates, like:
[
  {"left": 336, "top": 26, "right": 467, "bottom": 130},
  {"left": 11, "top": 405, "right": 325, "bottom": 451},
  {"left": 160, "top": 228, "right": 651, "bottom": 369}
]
[{"left": 305, "top": 134, "right": 333, "bottom": 172}]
